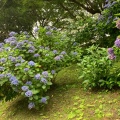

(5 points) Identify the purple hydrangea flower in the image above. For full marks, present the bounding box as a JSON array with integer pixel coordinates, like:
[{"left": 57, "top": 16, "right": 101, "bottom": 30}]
[
  {"left": 9, "top": 76, "right": 17, "bottom": 82},
  {"left": 5, "top": 47, "right": 11, "bottom": 51},
  {"left": 9, "top": 31, "right": 17, "bottom": 37},
  {"left": 17, "top": 56, "right": 22, "bottom": 61},
  {"left": 42, "top": 71, "right": 48, "bottom": 78},
  {"left": 29, "top": 45, "right": 35, "bottom": 50},
  {"left": 23, "top": 31, "right": 28, "bottom": 35},
  {"left": 45, "top": 26, "right": 51, "bottom": 30},
  {"left": 72, "top": 51, "right": 78, "bottom": 55},
  {"left": 45, "top": 47, "right": 50, "bottom": 50},
  {"left": 28, "top": 102, "right": 35, "bottom": 109},
  {"left": 116, "top": 19, "right": 120, "bottom": 29},
  {"left": 34, "top": 27, "right": 39, "bottom": 32},
  {"left": 25, "top": 90, "right": 33, "bottom": 97},
  {"left": 6, "top": 73, "right": 12, "bottom": 78},
  {"left": 35, "top": 73, "right": 41, "bottom": 80},
  {"left": 0, "top": 58, "right": 6, "bottom": 63},
  {"left": 51, "top": 70, "right": 55, "bottom": 74},
  {"left": 21, "top": 86, "right": 29, "bottom": 91},
  {"left": 107, "top": 48, "right": 114, "bottom": 54},
  {"left": 25, "top": 81, "right": 32, "bottom": 85},
  {"left": 15, "top": 63, "right": 21, "bottom": 67},
  {"left": 10, "top": 40, "right": 17, "bottom": 46},
  {"left": 54, "top": 56, "right": 61, "bottom": 61},
  {"left": 23, "top": 40, "right": 29, "bottom": 43},
  {"left": 16, "top": 42, "right": 24, "bottom": 49},
  {"left": 46, "top": 31, "right": 52, "bottom": 36},
  {"left": 53, "top": 50, "right": 58, "bottom": 54},
  {"left": 28, "top": 61, "right": 35, "bottom": 66},
  {"left": 0, "top": 66, "right": 5, "bottom": 71},
  {"left": 108, "top": 54, "right": 116, "bottom": 60},
  {"left": 24, "top": 68, "right": 29, "bottom": 72},
  {"left": 39, "top": 46, "right": 44, "bottom": 49},
  {"left": 11, "top": 79, "right": 19, "bottom": 85},
  {"left": 40, "top": 97, "right": 47, "bottom": 103},
  {"left": 0, "top": 48, "right": 3, "bottom": 52},
  {"left": 114, "top": 38, "right": 120, "bottom": 48},
  {"left": 9, "top": 56, "right": 16, "bottom": 63},
  {"left": 41, "top": 78, "right": 47, "bottom": 84},
  {"left": 61, "top": 51, "right": 66, "bottom": 55},
  {"left": 33, "top": 53, "right": 40, "bottom": 57},
  {"left": 0, "top": 74, "right": 5, "bottom": 79},
  {"left": 0, "top": 42, "right": 4, "bottom": 48},
  {"left": 28, "top": 50, "right": 34, "bottom": 53}
]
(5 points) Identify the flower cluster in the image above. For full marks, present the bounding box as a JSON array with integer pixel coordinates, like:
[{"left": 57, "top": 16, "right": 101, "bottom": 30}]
[{"left": 116, "top": 19, "right": 120, "bottom": 30}]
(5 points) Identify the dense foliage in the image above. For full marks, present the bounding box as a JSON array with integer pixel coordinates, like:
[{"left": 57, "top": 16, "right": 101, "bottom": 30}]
[{"left": 0, "top": 26, "right": 82, "bottom": 109}]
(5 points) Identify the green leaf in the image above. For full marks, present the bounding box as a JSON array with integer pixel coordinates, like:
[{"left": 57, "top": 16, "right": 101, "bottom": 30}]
[
  {"left": 0, "top": 79, "right": 8, "bottom": 86},
  {"left": 67, "top": 112, "right": 76, "bottom": 119},
  {"left": 32, "top": 89, "right": 40, "bottom": 94},
  {"left": 47, "top": 82, "right": 52, "bottom": 85},
  {"left": 42, "top": 85, "right": 46, "bottom": 89},
  {"left": 33, "top": 95, "right": 39, "bottom": 100}
]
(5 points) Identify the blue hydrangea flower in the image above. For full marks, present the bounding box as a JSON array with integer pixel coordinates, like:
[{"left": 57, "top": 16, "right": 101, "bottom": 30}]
[
  {"left": 0, "top": 66, "right": 5, "bottom": 71},
  {"left": 28, "top": 61, "right": 35, "bottom": 66},
  {"left": 6, "top": 73, "right": 12, "bottom": 78},
  {"left": 25, "top": 81, "right": 32, "bottom": 85},
  {"left": 8, "top": 56, "right": 16, "bottom": 63},
  {"left": 23, "top": 31, "right": 28, "bottom": 35},
  {"left": 33, "top": 53, "right": 40, "bottom": 57},
  {"left": 46, "top": 31, "right": 52, "bottom": 36},
  {"left": 61, "top": 51, "right": 66, "bottom": 55},
  {"left": 35, "top": 74, "right": 41, "bottom": 80},
  {"left": 25, "top": 90, "right": 33, "bottom": 97},
  {"left": 5, "top": 47, "right": 11, "bottom": 51},
  {"left": 0, "top": 58, "right": 6, "bottom": 63},
  {"left": 9, "top": 31, "right": 17, "bottom": 37},
  {"left": 21, "top": 86, "right": 29, "bottom": 91},
  {"left": 40, "top": 97, "right": 47, "bottom": 103},
  {"left": 28, "top": 50, "right": 34, "bottom": 53},
  {"left": 45, "top": 47, "right": 50, "bottom": 50},
  {"left": 11, "top": 79, "right": 19, "bottom": 85},
  {"left": 34, "top": 27, "right": 39, "bottom": 33},
  {"left": 23, "top": 40, "right": 29, "bottom": 43},
  {"left": 24, "top": 68, "right": 29, "bottom": 72},
  {"left": 17, "top": 56, "right": 22, "bottom": 61},
  {"left": 28, "top": 102, "right": 35, "bottom": 109},
  {"left": 53, "top": 50, "right": 58, "bottom": 54},
  {"left": 45, "top": 26, "right": 51, "bottom": 30},
  {"left": 9, "top": 76, "right": 17, "bottom": 82},
  {"left": 72, "top": 51, "right": 78, "bottom": 55},
  {"left": 0, "top": 74, "right": 5, "bottom": 79},
  {"left": 51, "top": 70, "right": 55, "bottom": 74},
  {"left": 10, "top": 41, "right": 17, "bottom": 46},
  {"left": 42, "top": 71, "right": 48, "bottom": 78},
  {"left": 16, "top": 42, "right": 24, "bottom": 49},
  {"left": 0, "top": 42, "right": 4, "bottom": 48},
  {"left": 41, "top": 78, "right": 47, "bottom": 84},
  {"left": 15, "top": 63, "right": 21, "bottom": 67},
  {"left": 39, "top": 46, "right": 44, "bottom": 49},
  {"left": 54, "top": 56, "right": 61, "bottom": 61}
]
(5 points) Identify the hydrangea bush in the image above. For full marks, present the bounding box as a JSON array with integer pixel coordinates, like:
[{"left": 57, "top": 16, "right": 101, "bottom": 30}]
[
  {"left": 78, "top": 16, "right": 120, "bottom": 90},
  {"left": 0, "top": 26, "right": 82, "bottom": 109}
]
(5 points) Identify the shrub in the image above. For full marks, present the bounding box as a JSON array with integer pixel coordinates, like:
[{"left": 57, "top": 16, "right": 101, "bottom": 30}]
[{"left": 0, "top": 26, "right": 83, "bottom": 109}]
